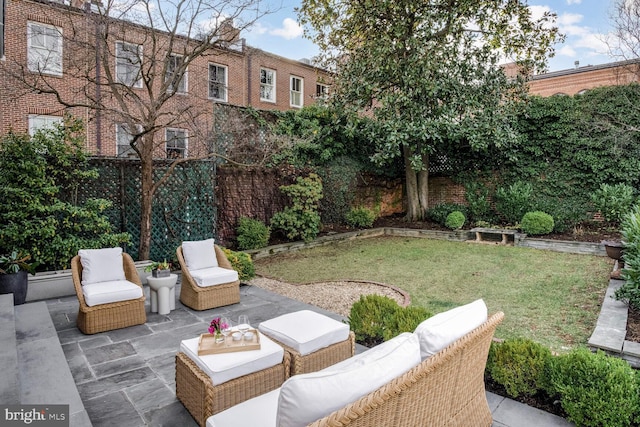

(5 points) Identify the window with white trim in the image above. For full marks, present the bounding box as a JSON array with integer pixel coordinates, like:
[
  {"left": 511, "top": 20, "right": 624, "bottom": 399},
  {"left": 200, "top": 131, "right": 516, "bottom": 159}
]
[
  {"left": 165, "top": 53, "right": 187, "bottom": 94},
  {"left": 290, "top": 76, "right": 303, "bottom": 108},
  {"left": 28, "top": 114, "right": 62, "bottom": 136},
  {"left": 316, "top": 83, "right": 329, "bottom": 99},
  {"left": 165, "top": 128, "right": 187, "bottom": 158},
  {"left": 116, "top": 123, "right": 140, "bottom": 157},
  {"left": 116, "top": 41, "right": 142, "bottom": 88},
  {"left": 260, "top": 68, "right": 276, "bottom": 102},
  {"left": 208, "top": 63, "right": 227, "bottom": 101},
  {"left": 27, "top": 22, "right": 62, "bottom": 76}
]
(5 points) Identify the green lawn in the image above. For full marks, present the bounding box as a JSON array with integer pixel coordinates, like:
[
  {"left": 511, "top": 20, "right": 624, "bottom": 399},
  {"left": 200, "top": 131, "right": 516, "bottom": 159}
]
[{"left": 254, "top": 236, "right": 613, "bottom": 352}]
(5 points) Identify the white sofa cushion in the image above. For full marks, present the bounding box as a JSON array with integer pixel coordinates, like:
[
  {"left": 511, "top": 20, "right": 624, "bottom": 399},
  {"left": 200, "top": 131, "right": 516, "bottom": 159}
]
[
  {"left": 190, "top": 267, "right": 238, "bottom": 287},
  {"left": 78, "top": 247, "right": 126, "bottom": 286},
  {"left": 180, "top": 331, "right": 284, "bottom": 386},
  {"left": 414, "top": 299, "right": 488, "bottom": 360},
  {"left": 326, "top": 332, "right": 414, "bottom": 372},
  {"left": 82, "top": 280, "right": 143, "bottom": 306},
  {"left": 276, "top": 333, "right": 421, "bottom": 427},
  {"left": 258, "top": 310, "right": 350, "bottom": 355},
  {"left": 182, "top": 239, "right": 218, "bottom": 270},
  {"left": 206, "top": 389, "right": 279, "bottom": 427}
]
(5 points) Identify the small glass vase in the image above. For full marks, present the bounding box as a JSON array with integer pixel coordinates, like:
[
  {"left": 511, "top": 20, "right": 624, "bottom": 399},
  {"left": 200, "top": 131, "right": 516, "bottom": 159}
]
[{"left": 215, "top": 332, "right": 224, "bottom": 344}]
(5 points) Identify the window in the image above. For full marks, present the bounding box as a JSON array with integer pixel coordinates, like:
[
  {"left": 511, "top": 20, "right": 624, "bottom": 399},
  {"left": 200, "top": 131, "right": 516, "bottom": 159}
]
[
  {"left": 116, "top": 123, "right": 139, "bottom": 157},
  {"left": 316, "top": 83, "right": 329, "bottom": 99},
  {"left": 260, "top": 68, "right": 276, "bottom": 102},
  {"left": 166, "top": 128, "right": 187, "bottom": 158},
  {"left": 28, "top": 114, "right": 62, "bottom": 136},
  {"left": 290, "top": 76, "right": 303, "bottom": 108},
  {"left": 165, "top": 53, "right": 187, "bottom": 94},
  {"left": 208, "top": 63, "right": 227, "bottom": 101},
  {"left": 116, "top": 41, "right": 142, "bottom": 88},
  {"left": 27, "top": 22, "right": 62, "bottom": 76}
]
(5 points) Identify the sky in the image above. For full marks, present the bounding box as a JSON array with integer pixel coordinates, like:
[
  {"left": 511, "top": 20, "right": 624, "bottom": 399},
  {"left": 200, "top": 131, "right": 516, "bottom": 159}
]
[{"left": 241, "top": 0, "right": 619, "bottom": 73}]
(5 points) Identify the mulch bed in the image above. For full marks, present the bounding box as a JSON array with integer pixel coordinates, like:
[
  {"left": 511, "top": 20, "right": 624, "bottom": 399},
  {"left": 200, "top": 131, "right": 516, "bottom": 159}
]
[
  {"left": 484, "top": 375, "right": 567, "bottom": 418},
  {"left": 627, "top": 306, "right": 640, "bottom": 342}
]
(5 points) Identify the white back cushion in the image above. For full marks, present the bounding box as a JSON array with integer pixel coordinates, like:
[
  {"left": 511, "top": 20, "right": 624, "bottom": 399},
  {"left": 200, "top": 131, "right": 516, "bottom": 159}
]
[
  {"left": 276, "top": 333, "right": 421, "bottom": 427},
  {"left": 78, "top": 247, "right": 126, "bottom": 286},
  {"left": 414, "top": 299, "right": 488, "bottom": 360},
  {"left": 182, "top": 239, "right": 218, "bottom": 270},
  {"left": 325, "top": 332, "right": 414, "bottom": 372}
]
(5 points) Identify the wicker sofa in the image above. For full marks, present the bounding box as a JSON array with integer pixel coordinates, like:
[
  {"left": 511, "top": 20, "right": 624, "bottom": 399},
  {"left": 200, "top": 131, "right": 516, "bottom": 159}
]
[{"left": 206, "top": 302, "right": 504, "bottom": 427}]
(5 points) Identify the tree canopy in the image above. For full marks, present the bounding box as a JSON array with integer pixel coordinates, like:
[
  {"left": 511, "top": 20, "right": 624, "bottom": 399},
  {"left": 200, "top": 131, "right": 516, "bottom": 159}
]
[{"left": 298, "top": 0, "right": 562, "bottom": 220}]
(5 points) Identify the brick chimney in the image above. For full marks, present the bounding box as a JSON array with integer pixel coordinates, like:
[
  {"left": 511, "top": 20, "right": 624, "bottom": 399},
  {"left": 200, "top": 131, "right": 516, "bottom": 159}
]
[{"left": 218, "top": 18, "right": 240, "bottom": 43}]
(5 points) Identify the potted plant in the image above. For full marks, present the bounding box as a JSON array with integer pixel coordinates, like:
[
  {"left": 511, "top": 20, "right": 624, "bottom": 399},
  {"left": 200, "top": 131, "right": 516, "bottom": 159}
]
[
  {"left": 144, "top": 260, "right": 172, "bottom": 278},
  {"left": 0, "top": 251, "right": 37, "bottom": 305}
]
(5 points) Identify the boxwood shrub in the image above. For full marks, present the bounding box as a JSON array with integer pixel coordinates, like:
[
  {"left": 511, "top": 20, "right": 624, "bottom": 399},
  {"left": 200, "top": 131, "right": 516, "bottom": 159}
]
[
  {"left": 544, "top": 348, "right": 639, "bottom": 427},
  {"left": 348, "top": 294, "right": 431, "bottom": 346},
  {"left": 445, "top": 211, "right": 466, "bottom": 230},
  {"left": 520, "top": 211, "right": 554, "bottom": 235},
  {"left": 236, "top": 217, "right": 271, "bottom": 250},
  {"left": 487, "top": 338, "right": 552, "bottom": 398}
]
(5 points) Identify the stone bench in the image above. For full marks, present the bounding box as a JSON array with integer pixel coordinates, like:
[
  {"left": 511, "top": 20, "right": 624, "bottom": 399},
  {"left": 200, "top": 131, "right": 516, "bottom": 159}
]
[{"left": 470, "top": 227, "right": 523, "bottom": 245}]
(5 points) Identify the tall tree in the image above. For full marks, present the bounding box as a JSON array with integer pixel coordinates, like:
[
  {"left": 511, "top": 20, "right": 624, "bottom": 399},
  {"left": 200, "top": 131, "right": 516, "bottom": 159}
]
[
  {"left": 608, "top": 0, "right": 640, "bottom": 62},
  {"left": 299, "top": 0, "right": 561, "bottom": 220},
  {"left": 2, "top": 0, "right": 273, "bottom": 259}
]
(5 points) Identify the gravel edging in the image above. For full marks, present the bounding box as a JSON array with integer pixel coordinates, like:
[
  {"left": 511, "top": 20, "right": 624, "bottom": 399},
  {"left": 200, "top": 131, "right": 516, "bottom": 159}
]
[{"left": 249, "top": 276, "right": 409, "bottom": 318}]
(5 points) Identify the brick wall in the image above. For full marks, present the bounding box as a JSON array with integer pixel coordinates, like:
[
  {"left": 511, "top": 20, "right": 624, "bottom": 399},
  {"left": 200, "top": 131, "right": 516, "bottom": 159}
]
[
  {"left": 528, "top": 61, "right": 640, "bottom": 97},
  {"left": 0, "top": 0, "right": 332, "bottom": 158}
]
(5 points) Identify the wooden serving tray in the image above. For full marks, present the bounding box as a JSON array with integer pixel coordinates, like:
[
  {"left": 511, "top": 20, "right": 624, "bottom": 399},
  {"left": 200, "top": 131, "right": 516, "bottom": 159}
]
[{"left": 197, "top": 329, "right": 261, "bottom": 356}]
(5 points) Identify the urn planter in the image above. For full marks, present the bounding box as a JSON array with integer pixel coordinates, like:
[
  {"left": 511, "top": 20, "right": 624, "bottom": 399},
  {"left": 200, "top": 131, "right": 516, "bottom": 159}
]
[{"left": 0, "top": 271, "right": 28, "bottom": 305}]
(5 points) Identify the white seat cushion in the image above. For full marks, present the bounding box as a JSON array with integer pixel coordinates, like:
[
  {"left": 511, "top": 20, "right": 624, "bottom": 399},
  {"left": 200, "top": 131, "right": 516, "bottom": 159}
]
[
  {"left": 180, "top": 331, "right": 284, "bottom": 386},
  {"left": 182, "top": 239, "right": 218, "bottom": 270},
  {"left": 276, "top": 333, "right": 421, "bottom": 427},
  {"left": 414, "top": 299, "right": 488, "bottom": 360},
  {"left": 190, "top": 267, "right": 239, "bottom": 287},
  {"left": 82, "top": 280, "right": 143, "bottom": 307},
  {"left": 258, "top": 310, "right": 349, "bottom": 356},
  {"left": 206, "top": 389, "right": 279, "bottom": 427},
  {"left": 78, "top": 247, "right": 126, "bottom": 286}
]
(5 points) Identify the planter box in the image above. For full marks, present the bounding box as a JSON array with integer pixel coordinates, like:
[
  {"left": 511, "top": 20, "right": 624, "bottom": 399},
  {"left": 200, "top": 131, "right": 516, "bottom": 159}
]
[
  {"left": 26, "top": 260, "right": 155, "bottom": 302},
  {"left": 152, "top": 269, "right": 171, "bottom": 278}
]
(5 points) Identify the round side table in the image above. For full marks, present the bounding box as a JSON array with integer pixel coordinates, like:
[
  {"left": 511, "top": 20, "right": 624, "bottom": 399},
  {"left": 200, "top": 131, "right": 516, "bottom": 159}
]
[{"left": 147, "top": 273, "right": 177, "bottom": 315}]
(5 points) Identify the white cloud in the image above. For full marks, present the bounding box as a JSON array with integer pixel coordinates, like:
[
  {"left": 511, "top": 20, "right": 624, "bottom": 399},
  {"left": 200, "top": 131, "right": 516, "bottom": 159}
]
[
  {"left": 566, "top": 0, "right": 582, "bottom": 4},
  {"left": 557, "top": 45, "right": 577, "bottom": 57},
  {"left": 269, "top": 18, "right": 303, "bottom": 40},
  {"left": 529, "top": 5, "right": 551, "bottom": 21},
  {"left": 250, "top": 22, "right": 269, "bottom": 35},
  {"left": 557, "top": 13, "right": 583, "bottom": 27}
]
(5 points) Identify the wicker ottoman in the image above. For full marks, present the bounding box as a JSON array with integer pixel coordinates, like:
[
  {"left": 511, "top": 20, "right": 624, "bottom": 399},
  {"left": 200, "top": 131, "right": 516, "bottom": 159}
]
[
  {"left": 258, "top": 310, "right": 355, "bottom": 376},
  {"left": 176, "top": 332, "right": 291, "bottom": 427}
]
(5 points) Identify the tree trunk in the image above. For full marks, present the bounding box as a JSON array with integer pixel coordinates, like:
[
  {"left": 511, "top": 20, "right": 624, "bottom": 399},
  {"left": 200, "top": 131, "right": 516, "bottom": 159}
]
[
  {"left": 138, "top": 154, "right": 154, "bottom": 261},
  {"left": 417, "top": 152, "right": 429, "bottom": 212},
  {"left": 403, "top": 146, "right": 429, "bottom": 221}
]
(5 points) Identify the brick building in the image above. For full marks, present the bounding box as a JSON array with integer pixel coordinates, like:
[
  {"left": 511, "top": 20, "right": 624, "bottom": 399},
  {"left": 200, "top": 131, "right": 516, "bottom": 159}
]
[
  {"left": 0, "top": 0, "right": 331, "bottom": 157},
  {"left": 528, "top": 59, "right": 640, "bottom": 97}
]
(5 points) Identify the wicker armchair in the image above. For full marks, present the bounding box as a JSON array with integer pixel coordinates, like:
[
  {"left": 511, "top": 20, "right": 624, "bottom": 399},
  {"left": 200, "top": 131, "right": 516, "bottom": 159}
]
[
  {"left": 176, "top": 244, "right": 240, "bottom": 311},
  {"left": 71, "top": 253, "right": 146, "bottom": 334}
]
